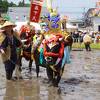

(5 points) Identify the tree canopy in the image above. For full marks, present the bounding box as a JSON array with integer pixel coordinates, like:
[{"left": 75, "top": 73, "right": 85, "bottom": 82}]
[
  {"left": 0, "top": 0, "right": 9, "bottom": 12},
  {"left": 0, "top": 0, "right": 30, "bottom": 13}
]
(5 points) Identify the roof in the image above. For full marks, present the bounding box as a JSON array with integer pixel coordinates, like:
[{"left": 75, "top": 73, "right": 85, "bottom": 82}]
[
  {"left": 69, "top": 19, "right": 83, "bottom": 23},
  {"left": 85, "top": 8, "right": 100, "bottom": 17}
]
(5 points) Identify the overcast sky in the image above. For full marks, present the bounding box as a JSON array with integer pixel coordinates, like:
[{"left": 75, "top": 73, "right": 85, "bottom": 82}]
[
  {"left": 7, "top": 0, "right": 98, "bottom": 19},
  {"left": 7, "top": 0, "right": 97, "bottom": 7}
]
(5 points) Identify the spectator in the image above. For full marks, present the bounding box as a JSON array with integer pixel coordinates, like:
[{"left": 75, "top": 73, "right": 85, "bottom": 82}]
[
  {"left": 0, "top": 21, "right": 22, "bottom": 81},
  {"left": 83, "top": 32, "right": 92, "bottom": 51}
]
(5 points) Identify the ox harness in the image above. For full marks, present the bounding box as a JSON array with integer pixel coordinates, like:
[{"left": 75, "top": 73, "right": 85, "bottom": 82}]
[{"left": 43, "top": 38, "right": 64, "bottom": 72}]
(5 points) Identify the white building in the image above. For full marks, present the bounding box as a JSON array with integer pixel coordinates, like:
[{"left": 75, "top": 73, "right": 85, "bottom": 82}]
[
  {"left": 7, "top": 7, "right": 48, "bottom": 22},
  {"left": 92, "top": 17, "right": 100, "bottom": 32},
  {"left": 84, "top": 8, "right": 100, "bottom": 32}
]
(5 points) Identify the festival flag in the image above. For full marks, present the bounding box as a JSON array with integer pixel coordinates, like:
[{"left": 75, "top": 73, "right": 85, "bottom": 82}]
[{"left": 30, "top": 0, "right": 44, "bottom": 23}]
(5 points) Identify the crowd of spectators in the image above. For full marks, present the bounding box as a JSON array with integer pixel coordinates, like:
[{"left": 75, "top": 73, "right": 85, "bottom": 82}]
[{"left": 71, "top": 31, "right": 100, "bottom": 44}]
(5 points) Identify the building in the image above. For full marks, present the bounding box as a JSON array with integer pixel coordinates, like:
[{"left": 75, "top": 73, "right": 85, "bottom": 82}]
[
  {"left": 7, "top": 7, "right": 48, "bottom": 22},
  {"left": 69, "top": 19, "right": 84, "bottom": 28},
  {"left": 84, "top": 8, "right": 100, "bottom": 32},
  {"left": 68, "top": 19, "right": 85, "bottom": 32}
]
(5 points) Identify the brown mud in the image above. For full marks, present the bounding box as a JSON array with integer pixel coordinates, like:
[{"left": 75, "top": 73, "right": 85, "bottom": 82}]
[{"left": 0, "top": 49, "right": 100, "bottom": 100}]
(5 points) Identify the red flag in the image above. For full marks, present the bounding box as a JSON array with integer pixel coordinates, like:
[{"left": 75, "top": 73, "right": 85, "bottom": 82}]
[{"left": 30, "top": 0, "right": 44, "bottom": 23}]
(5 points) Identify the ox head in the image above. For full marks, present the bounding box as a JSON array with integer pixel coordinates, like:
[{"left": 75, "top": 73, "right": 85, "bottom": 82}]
[{"left": 44, "top": 41, "right": 62, "bottom": 66}]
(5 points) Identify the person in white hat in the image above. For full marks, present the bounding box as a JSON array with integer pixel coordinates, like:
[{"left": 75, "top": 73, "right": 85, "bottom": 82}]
[
  {"left": 83, "top": 32, "right": 92, "bottom": 51},
  {"left": 0, "top": 21, "right": 22, "bottom": 81}
]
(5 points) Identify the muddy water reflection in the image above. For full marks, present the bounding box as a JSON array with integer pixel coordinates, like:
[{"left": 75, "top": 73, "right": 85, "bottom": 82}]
[
  {"left": 0, "top": 50, "right": 100, "bottom": 100},
  {"left": 2, "top": 79, "right": 63, "bottom": 100},
  {"left": 3, "top": 79, "right": 41, "bottom": 100}
]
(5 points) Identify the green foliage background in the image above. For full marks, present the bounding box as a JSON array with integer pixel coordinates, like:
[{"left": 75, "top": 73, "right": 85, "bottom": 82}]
[
  {"left": 0, "top": 0, "right": 30, "bottom": 13},
  {"left": 0, "top": 0, "right": 9, "bottom": 12}
]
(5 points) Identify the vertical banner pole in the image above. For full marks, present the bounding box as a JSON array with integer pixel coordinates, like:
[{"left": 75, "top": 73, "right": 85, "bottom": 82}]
[{"left": 46, "top": 0, "right": 53, "bottom": 10}]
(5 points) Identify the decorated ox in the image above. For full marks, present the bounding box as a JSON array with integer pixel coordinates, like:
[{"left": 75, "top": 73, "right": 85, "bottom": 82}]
[
  {"left": 32, "top": 32, "right": 73, "bottom": 86},
  {"left": 44, "top": 34, "right": 73, "bottom": 87},
  {"left": 32, "top": 8, "right": 73, "bottom": 85},
  {"left": 44, "top": 38, "right": 64, "bottom": 87},
  {"left": 18, "top": 24, "right": 35, "bottom": 72}
]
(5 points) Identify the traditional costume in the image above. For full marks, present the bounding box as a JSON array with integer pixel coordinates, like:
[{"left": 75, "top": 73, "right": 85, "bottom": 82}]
[{"left": 0, "top": 21, "right": 22, "bottom": 80}]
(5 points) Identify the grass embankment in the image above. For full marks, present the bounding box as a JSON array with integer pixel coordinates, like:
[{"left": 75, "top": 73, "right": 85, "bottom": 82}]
[{"left": 72, "top": 43, "right": 100, "bottom": 49}]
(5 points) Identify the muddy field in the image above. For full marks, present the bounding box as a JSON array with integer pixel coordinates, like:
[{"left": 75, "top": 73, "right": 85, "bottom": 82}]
[{"left": 0, "top": 49, "right": 100, "bottom": 100}]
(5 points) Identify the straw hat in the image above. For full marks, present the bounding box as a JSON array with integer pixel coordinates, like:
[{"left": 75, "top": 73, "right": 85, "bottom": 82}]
[
  {"left": 0, "top": 21, "right": 16, "bottom": 29},
  {"left": 0, "top": 31, "right": 6, "bottom": 45},
  {"left": 0, "top": 25, "right": 4, "bottom": 32}
]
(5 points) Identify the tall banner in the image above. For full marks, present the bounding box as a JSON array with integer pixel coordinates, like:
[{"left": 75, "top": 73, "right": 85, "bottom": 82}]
[{"left": 30, "top": 0, "right": 44, "bottom": 23}]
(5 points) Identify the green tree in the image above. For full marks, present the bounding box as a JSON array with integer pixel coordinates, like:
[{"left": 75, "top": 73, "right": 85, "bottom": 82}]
[
  {"left": 0, "top": 0, "right": 3, "bottom": 12},
  {"left": 0, "top": 0, "right": 9, "bottom": 12},
  {"left": 0, "top": 0, "right": 2, "bottom": 4},
  {"left": 18, "top": 0, "right": 30, "bottom": 7},
  {"left": 18, "top": 1, "right": 24, "bottom": 7},
  {"left": 9, "top": 2, "right": 17, "bottom": 7}
]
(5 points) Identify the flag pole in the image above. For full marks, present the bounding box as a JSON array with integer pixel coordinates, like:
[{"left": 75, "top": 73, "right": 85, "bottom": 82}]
[
  {"left": 29, "top": 0, "right": 33, "bottom": 25},
  {"left": 46, "top": 0, "right": 53, "bottom": 10}
]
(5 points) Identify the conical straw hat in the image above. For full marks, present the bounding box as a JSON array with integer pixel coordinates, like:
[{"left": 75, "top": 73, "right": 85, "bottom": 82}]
[
  {"left": 0, "top": 32, "right": 6, "bottom": 45},
  {"left": 0, "top": 21, "right": 16, "bottom": 29},
  {"left": 0, "top": 25, "right": 4, "bottom": 32}
]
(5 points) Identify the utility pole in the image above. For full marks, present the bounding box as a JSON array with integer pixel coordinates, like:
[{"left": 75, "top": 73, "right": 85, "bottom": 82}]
[{"left": 46, "top": 0, "right": 53, "bottom": 10}]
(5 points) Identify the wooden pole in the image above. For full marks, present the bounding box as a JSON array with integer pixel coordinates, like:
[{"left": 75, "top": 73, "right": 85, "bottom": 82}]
[{"left": 46, "top": 0, "right": 53, "bottom": 9}]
